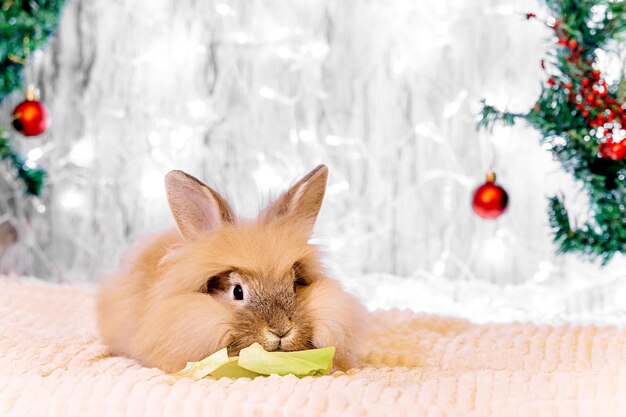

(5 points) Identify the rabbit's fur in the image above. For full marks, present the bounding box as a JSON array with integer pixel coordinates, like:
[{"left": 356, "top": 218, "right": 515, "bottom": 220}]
[{"left": 97, "top": 165, "right": 369, "bottom": 373}]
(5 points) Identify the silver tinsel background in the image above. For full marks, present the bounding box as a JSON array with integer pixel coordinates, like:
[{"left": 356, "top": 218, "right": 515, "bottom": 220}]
[{"left": 1, "top": 0, "right": 626, "bottom": 324}]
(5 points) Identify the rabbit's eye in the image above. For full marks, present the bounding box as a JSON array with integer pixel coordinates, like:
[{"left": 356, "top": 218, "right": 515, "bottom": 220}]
[
  {"left": 292, "top": 263, "right": 310, "bottom": 291},
  {"left": 293, "top": 278, "right": 308, "bottom": 292},
  {"left": 233, "top": 284, "right": 244, "bottom": 301}
]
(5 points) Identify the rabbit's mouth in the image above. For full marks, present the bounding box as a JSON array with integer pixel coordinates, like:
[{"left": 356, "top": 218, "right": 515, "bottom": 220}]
[
  {"left": 226, "top": 317, "right": 316, "bottom": 354},
  {"left": 267, "top": 338, "right": 317, "bottom": 352},
  {"left": 263, "top": 328, "right": 291, "bottom": 352},
  {"left": 275, "top": 340, "right": 316, "bottom": 351},
  {"left": 226, "top": 331, "right": 315, "bottom": 354}
]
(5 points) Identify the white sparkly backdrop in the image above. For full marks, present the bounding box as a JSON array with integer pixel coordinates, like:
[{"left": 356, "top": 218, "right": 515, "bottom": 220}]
[{"left": 1, "top": 0, "right": 626, "bottom": 323}]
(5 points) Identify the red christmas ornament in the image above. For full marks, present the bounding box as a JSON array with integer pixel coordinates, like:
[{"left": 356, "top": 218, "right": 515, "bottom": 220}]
[
  {"left": 11, "top": 85, "right": 49, "bottom": 137},
  {"left": 599, "top": 140, "right": 626, "bottom": 161},
  {"left": 472, "top": 171, "right": 509, "bottom": 220}
]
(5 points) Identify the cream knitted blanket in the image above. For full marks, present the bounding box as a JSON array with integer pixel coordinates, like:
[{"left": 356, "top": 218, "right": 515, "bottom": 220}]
[{"left": 1, "top": 277, "right": 625, "bottom": 417}]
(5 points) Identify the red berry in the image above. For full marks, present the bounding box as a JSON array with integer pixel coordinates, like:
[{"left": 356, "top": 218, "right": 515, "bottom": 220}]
[
  {"left": 566, "top": 83, "right": 573, "bottom": 90},
  {"left": 596, "top": 114, "right": 605, "bottom": 125},
  {"left": 568, "top": 39, "right": 578, "bottom": 49},
  {"left": 581, "top": 79, "right": 590, "bottom": 87},
  {"left": 583, "top": 110, "right": 590, "bottom": 117},
  {"left": 547, "top": 78, "right": 555, "bottom": 86},
  {"left": 595, "top": 99, "right": 602, "bottom": 107},
  {"left": 586, "top": 94, "right": 595, "bottom": 104},
  {"left": 557, "top": 38, "right": 568, "bottom": 46},
  {"left": 599, "top": 142, "right": 610, "bottom": 157},
  {"left": 599, "top": 140, "right": 626, "bottom": 160}
]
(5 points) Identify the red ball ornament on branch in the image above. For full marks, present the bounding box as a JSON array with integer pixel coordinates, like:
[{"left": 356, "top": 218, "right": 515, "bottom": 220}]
[
  {"left": 11, "top": 85, "right": 50, "bottom": 137},
  {"left": 472, "top": 171, "right": 509, "bottom": 219},
  {"left": 599, "top": 140, "right": 626, "bottom": 161}
]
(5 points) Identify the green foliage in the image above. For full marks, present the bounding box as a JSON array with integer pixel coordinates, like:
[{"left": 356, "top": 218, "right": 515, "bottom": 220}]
[
  {"left": 0, "top": 0, "right": 65, "bottom": 196},
  {"left": 477, "top": 100, "right": 523, "bottom": 131},
  {"left": 544, "top": 0, "right": 626, "bottom": 52},
  {"left": 0, "top": 128, "right": 45, "bottom": 195},
  {"left": 0, "top": 0, "right": 65, "bottom": 102},
  {"left": 479, "top": 0, "right": 626, "bottom": 265}
]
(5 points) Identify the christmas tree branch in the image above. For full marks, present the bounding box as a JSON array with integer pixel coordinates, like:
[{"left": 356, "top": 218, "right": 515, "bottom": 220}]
[
  {"left": 0, "top": 0, "right": 65, "bottom": 196},
  {"left": 0, "top": 0, "right": 66, "bottom": 102},
  {"left": 479, "top": 0, "right": 626, "bottom": 265},
  {"left": 548, "top": 195, "right": 626, "bottom": 264},
  {"left": 477, "top": 100, "right": 526, "bottom": 131},
  {"left": 0, "top": 128, "right": 45, "bottom": 196}
]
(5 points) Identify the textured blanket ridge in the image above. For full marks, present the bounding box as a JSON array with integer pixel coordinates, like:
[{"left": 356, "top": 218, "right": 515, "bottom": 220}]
[{"left": 1, "top": 277, "right": 625, "bottom": 417}]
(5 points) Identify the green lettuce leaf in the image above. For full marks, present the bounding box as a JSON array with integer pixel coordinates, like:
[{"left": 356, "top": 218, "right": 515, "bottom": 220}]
[
  {"left": 210, "top": 358, "right": 261, "bottom": 379},
  {"left": 174, "top": 347, "right": 229, "bottom": 380},
  {"left": 173, "top": 343, "right": 336, "bottom": 379},
  {"left": 238, "top": 343, "right": 336, "bottom": 377}
]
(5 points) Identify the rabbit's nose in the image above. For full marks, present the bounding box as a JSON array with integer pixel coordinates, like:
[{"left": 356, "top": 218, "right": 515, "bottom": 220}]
[{"left": 269, "top": 326, "right": 293, "bottom": 338}]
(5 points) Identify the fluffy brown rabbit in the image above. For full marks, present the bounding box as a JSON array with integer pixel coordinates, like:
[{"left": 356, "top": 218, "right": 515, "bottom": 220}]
[{"left": 97, "top": 165, "right": 369, "bottom": 373}]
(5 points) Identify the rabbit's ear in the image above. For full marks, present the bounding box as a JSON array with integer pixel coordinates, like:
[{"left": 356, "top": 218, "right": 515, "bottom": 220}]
[
  {"left": 164, "top": 170, "right": 234, "bottom": 241},
  {"left": 261, "top": 165, "right": 329, "bottom": 231}
]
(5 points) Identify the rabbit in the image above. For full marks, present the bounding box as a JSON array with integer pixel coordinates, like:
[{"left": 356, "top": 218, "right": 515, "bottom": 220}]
[{"left": 97, "top": 165, "right": 370, "bottom": 373}]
